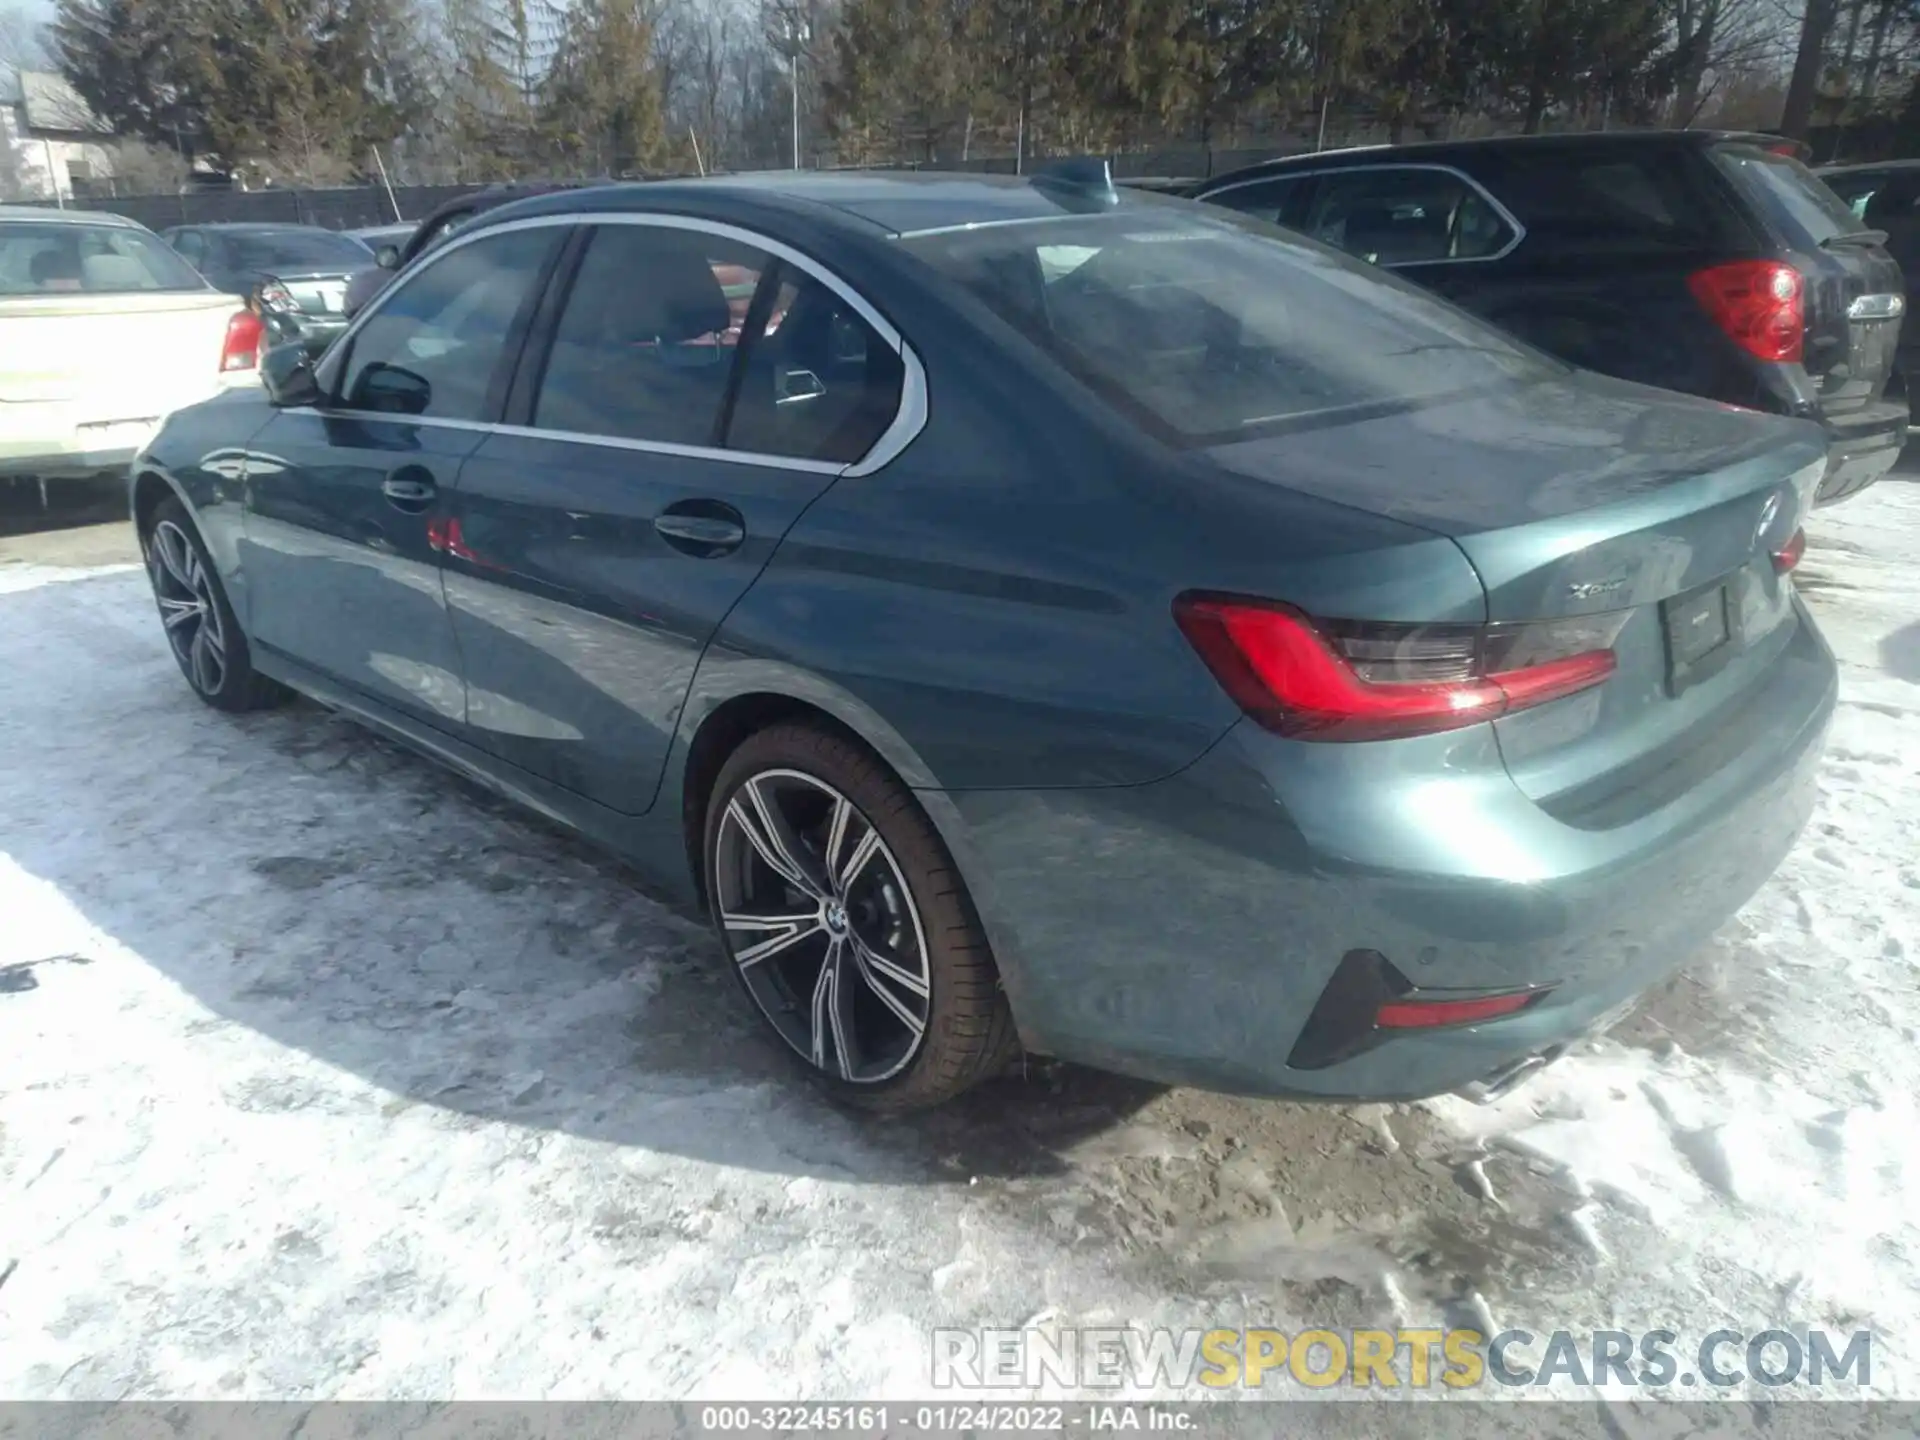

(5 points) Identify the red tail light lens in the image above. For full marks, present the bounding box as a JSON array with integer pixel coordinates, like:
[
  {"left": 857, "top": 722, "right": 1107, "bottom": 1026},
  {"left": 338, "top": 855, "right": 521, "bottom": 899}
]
[
  {"left": 1376, "top": 990, "right": 1541, "bottom": 1028},
  {"left": 256, "top": 282, "right": 297, "bottom": 313},
  {"left": 221, "top": 309, "right": 264, "bottom": 372},
  {"left": 1688, "top": 260, "right": 1803, "bottom": 364},
  {"left": 1173, "top": 596, "right": 1620, "bottom": 742},
  {"left": 1772, "top": 527, "right": 1806, "bottom": 573}
]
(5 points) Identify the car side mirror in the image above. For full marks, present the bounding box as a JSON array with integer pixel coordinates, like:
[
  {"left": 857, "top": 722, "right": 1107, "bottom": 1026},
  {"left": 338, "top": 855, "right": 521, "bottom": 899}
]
[
  {"left": 351, "top": 361, "right": 432, "bottom": 416},
  {"left": 775, "top": 368, "right": 826, "bottom": 406},
  {"left": 375, "top": 244, "right": 400, "bottom": 270},
  {"left": 260, "top": 342, "right": 322, "bottom": 408}
]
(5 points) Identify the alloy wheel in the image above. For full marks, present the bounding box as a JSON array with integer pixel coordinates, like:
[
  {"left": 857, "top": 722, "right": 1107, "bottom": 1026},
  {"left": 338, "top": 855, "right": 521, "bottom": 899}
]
[
  {"left": 148, "top": 520, "right": 227, "bottom": 697},
  {"left": 714, "top": 769, "right": 933, "bottom": 1083}
]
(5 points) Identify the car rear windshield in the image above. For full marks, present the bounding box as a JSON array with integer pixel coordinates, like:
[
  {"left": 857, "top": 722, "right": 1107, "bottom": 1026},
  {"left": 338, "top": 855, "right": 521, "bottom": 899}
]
[
  {"left": 226, "top": 229, "right": 373, "bottom": 271},
  {"left": 1712, "top": 145, "right": 1870, "bottom": 246},
  {"left": 0, "top": 220, "right": 207, "bottom": 296},
  {"left": 902, "top": 205, "right": 1559, "bottom": 446}
]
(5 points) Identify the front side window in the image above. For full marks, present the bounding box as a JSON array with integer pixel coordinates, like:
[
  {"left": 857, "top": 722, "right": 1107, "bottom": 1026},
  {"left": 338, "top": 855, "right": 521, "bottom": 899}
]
[
  {"left": 1304, "top": 168, "right": 1516, "bottom": 265},
  {"left": 0, "top": 221, "right": 206, "bottom": 295},
  {"left": 336, "top": 227, "right": 558, "bottom": 421},
  {"left": 906, "top": 203, "right": 1558, "bottom": 446}
]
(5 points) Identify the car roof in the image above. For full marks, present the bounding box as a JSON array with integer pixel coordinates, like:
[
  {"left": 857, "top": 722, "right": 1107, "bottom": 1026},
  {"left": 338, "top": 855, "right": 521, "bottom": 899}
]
[
  {"left": 471, "top": 170, "right": 1177, "bottom": 239},
  {"left": 0, "top": 204, "right": 144, "bottom": 227},
  {"left": 1818, "top": 158, "right": 1920, "bottom": 175},
  {"left": 1200, "top": 129, "right": 1797, "bottom": 187},
  {"left": 187, "top": 222, "right": 359, "bottom": 234}
]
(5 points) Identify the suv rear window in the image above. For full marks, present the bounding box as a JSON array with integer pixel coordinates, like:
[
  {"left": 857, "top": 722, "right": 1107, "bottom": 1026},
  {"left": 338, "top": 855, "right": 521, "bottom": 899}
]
[
  {"left": 1713, "top": 145, "right": 1869, "bottom": 246},
  {"left": 224, "top": 229, "right": 373, "bottom": 272},
  {"left": 0, "top": 220, "right": 206, "bottom": 295},
  {"left": 904, "top": 204, "right": 1559, "bottom": 446},
  {"left": 1492, "top": 148, "right": 1732, "bottom": 252}
]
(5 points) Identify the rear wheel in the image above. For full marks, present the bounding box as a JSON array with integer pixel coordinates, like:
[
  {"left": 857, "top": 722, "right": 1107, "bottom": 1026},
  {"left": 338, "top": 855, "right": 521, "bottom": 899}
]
[
  {"left": 145, "top": 497, "right": 287, "bottom": 712},
  {"left": 704, "top": 722, "right": 1016, "bottom": 1111}
]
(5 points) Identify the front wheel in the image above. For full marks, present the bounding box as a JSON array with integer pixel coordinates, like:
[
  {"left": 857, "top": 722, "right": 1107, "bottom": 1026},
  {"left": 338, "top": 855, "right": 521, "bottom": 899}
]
[
  {"left": 704, "top": 723, "right": 1017, "bottom": 1112},
  {"left": 144, "top": 497, "right": 287, "bottom": 712}
]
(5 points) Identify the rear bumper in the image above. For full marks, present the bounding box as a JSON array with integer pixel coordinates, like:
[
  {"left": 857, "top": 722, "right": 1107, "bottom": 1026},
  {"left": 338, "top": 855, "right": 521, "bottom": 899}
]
[
  {"left": 1815, "top": 398, "right": 1909, "bottom": 505},
  {"left": 943, "top": 603, "right": 1837, "bottom": 1101}
]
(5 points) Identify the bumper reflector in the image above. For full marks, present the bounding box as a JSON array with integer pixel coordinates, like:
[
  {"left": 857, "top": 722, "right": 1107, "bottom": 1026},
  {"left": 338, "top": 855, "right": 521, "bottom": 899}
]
[{"left": 1375, "top": 990, "right": 1541, "bottom": 1028}]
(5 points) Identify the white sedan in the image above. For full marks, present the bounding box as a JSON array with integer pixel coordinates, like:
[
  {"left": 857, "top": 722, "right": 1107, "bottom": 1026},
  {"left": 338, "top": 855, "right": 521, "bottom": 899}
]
[{"left": 1, "top": 205, "right": 264, "bottom": 497}]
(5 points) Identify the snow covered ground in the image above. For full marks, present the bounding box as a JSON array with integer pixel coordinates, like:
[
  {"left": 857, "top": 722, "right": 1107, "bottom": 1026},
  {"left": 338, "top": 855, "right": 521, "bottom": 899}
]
[{"left": 1, "top": 481, "right": 1916, "bottom": 1405}]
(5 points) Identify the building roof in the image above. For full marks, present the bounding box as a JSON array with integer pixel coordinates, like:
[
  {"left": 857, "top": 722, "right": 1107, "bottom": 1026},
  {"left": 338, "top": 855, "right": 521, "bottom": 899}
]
[{"left": 17, "top": 71, "right": 109, "bottom": 136}]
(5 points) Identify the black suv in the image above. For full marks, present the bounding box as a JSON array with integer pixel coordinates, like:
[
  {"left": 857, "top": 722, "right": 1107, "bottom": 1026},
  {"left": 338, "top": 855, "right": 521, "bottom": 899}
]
[
  {"left": 1818, "top": 158, "right": 1919, "bottom": 416},
  {"left": 1197, "top": 131, "right": 1909, "bottom": 505}
]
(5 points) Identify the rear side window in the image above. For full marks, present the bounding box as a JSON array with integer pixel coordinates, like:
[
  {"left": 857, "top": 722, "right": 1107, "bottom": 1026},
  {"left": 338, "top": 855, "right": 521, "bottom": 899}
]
[
  {"left": 534, "top": 225, "right": 767, "bottom": 447},
  {"left": 1301, "top": 168, "right": 1515, "bottom": 265},
  {"left": 906, "top": 205, "right": 1558, "bottom": 447},
  {"left": 0, "top": 221, "right": 206, "bottom": 295},
  {"left": 725, "top": 270, "right": 904, "bottom": 463},
  {"left": 1713, "top": 145, "right": 1869, "bottom": 246},
  {"left": 1205, "top": 175, "right": 1311, "bottom": 227},
  {"left": 1485, "top": 148, "right": 1733, "bottom": 254}
]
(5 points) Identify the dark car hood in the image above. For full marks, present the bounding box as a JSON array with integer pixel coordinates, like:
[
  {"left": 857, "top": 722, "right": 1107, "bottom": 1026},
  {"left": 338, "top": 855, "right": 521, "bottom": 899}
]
[{"left": 1206, "top": 372, "right": 1825, "bottom": 537}]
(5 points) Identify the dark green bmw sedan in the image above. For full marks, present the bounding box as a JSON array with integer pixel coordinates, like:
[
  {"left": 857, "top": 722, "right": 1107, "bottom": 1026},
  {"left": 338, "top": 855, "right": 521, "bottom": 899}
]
[{"left": 129, "top": 169, "right": 1837, "bottom": 1111}]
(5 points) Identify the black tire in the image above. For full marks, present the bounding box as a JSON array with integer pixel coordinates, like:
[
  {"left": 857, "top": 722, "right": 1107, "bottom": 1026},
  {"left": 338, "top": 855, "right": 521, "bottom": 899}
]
[
  {"left": 703, "top": 721, "right": 1018, "bottom": 1112},
  {"left": 144, "top": 496, "right": 288, "bottom": 713}
]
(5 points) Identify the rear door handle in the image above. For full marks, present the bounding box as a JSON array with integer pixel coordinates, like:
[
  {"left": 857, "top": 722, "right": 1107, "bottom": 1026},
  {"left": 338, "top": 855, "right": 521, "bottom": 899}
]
[
  {"left": 655, "top": 506, "right": 745, "bottom": 557},
  {"left": 382, "top": 471, "right": 437, "bottom": 511}
]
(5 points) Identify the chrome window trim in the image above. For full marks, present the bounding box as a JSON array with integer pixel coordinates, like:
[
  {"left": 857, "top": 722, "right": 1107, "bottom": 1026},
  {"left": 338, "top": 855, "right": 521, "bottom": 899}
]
[
  {"left": 312, "top": 209, "right": 928, "bottom": 476},
  {"left": 1200, "top": 162, "right": 1527, "bottom": 266},
  {"left": 490, "top": 422, "right": 845, "bottom": 475}
]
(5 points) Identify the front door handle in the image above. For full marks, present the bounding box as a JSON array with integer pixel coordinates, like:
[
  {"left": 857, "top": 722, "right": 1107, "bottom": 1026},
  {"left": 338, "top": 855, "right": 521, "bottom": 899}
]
[
  {"left": 382, "top": 470, "right": 437, "bottom": 511},
  {"left": 655, "top": 505, "right": 745, "bottom": 557}
]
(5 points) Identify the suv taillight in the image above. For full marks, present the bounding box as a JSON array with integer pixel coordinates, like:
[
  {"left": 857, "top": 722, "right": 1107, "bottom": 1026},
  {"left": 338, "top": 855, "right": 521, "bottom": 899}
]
[
  {"left": 1173, "top": 595, "right": 1623, "bottom": 743},
  {"left": 1688, "top": 260, "right": 1803, "bottom": 364},
  {"left": 221, "top": 309, "right": 264, "bottom": 372}
]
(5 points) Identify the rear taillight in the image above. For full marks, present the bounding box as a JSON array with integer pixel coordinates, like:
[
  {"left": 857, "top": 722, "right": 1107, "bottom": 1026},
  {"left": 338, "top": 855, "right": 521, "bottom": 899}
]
[
  {"left": 1772, "top": 527, "right": 1807, "bottom": 573},
  {"left": 1688, "top": 260, "right": 1803, "bottom": 364},
  {"left": 256, "top": 282, "right": 297, "bottom": 313},
  {"left": 1173, "top": 596, "right": 1622, "bottom": 743},
  {"left": 221, "top": 309, "right": 264, "bottom": 372}
]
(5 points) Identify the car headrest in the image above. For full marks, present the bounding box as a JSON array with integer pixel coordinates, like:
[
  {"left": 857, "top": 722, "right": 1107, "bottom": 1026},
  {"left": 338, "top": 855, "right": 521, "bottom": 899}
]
[
  {"left": 83, "top": 253, "right": 152, "bottom": 289},
  {"left": 29, "top": 247, "right": 81, "bottom": 283},
  {"left": 598, "top": 248, "right": 732, "bottom": 345}
]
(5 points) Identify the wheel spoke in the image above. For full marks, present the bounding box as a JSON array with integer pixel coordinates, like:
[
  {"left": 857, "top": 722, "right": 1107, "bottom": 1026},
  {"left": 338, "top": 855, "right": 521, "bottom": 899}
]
[
  {"left": 825, "top": 937, "right": 860, "bottom": 1080},
  {"left": 159, "top": 597, "right": 201, "bottom": 630},
  {"left": 724, "top": 911, "right": 825, "bottom": 968},
  {"left": 823, "top": 794, "right": 852, "bottom": 884},
  {"left": 849, "top": 938, "right": 927, "bottom": 1038},
  {"left": 808, "top": 953, "right": 834, "bottom": 1070},
  {"left": 190, "top": 625, "right": 221, "bottom": 693},
  {"left": 835, "top": 825, "right": 882, "bottom": 897},
  {"left": 852, "top": 932, "right": 930, "bottom": 1000},
  {"left": 155, "top": 525, "right": 194, "bottom": 591},
  {"left": 743, "top": 777, "right": 829, "bottom": 896}
]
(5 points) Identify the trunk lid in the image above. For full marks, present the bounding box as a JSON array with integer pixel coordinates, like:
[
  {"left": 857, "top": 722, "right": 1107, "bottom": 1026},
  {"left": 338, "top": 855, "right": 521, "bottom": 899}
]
[
  {"left": 1711, "top": 143, "right": 1907, "bottom": 417},
  {"left": 1208, "top": 374, "right": 1829, "bottom": 814},
  {"left": 0, "top": 290, "right": 245, "bottom": 410},
  {"left": 263, "top": 268, "right": 355, "bottom": 319}
]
